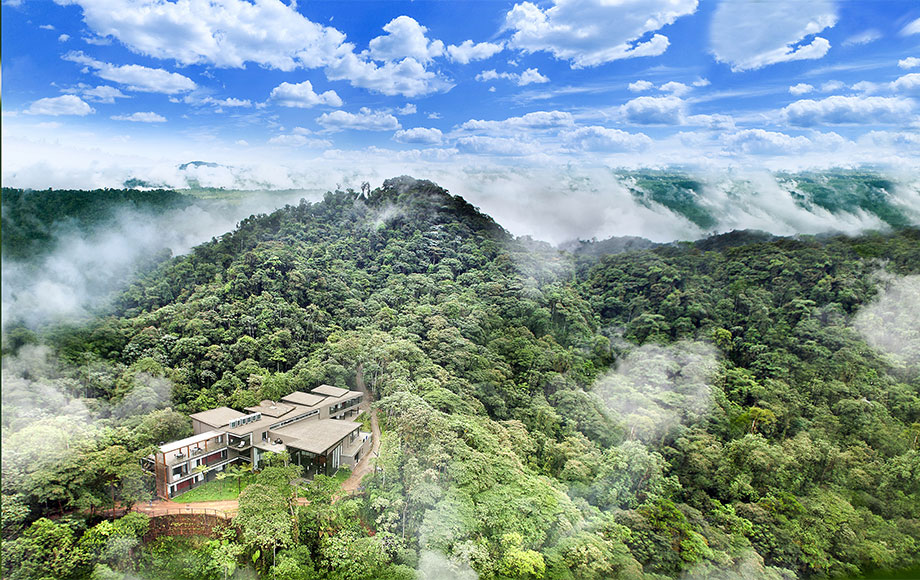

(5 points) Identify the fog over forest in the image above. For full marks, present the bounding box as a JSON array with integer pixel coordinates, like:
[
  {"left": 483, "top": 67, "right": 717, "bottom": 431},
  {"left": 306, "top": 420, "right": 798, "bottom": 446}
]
[{"left": 3, "top": 169, "right": 918, "bottom": 330}]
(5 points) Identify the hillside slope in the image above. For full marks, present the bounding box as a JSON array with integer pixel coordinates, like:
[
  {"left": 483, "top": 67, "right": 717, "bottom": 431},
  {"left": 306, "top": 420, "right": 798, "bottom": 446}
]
[{"left": 3, "top": 177, "right": 920, "bottom": 580}]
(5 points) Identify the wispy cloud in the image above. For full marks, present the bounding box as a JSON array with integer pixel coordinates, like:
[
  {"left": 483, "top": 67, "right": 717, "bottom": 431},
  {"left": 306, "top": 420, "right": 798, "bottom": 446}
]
[
  {"left": 111, "top": 111, "right": 167, "bottom": 122},
  {"left": 710, "top": 0, "right": 836, "bottom": 71},
  {"left": 64, "top": 51, "right": 196, "bottom": 94},
  {"left": 504, "top": 0, "right": 698, "bottom": 67},
  {"left": 475, "top": 67, "right": 549, "bottom": 86}
]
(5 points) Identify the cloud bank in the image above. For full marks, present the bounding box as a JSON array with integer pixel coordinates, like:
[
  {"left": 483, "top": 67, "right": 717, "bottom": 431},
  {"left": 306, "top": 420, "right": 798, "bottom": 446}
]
[
  {"left": 1, "top": 191, "right": 317, "bottom": 329},
  {"left": 851, "top": 273, "right": 920, "bottom": 374},
  {"left": 592, "top": 341, "right": 718, "bottom": 442}
]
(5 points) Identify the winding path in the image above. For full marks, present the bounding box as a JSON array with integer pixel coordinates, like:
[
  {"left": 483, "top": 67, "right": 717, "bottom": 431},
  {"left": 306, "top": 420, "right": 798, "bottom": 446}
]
[{"left": 339, "top": 363, "right": 381, "bottom": 496}]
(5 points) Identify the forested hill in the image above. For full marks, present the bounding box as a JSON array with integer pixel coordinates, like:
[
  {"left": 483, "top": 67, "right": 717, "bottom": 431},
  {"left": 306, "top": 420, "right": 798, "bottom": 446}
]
[
  {"left": 4, "top": 177, "right": 920, "bottom": 580},
  {"left": 109, "top": 175, "right": 512, "bottom": 322}
]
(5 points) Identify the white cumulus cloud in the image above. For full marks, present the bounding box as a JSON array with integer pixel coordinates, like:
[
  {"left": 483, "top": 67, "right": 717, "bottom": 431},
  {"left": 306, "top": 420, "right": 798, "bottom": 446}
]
[
  {"left": 54, "top": 0, "right": 346, "bottom": 71},
  {"left": 782, "top": 96, "right": 916, "bottom": 126},
  {"left": 64, "top": 51, "right": 196, "bottom": 93},
  {"left": 316, "top": 107, "right": 401, "bottom": 132},
  {"left": 899, "top": 57, "right": 920, "bottom": 70},
  {"left": 393, "top": 127, "right": 443, "bottom": 145},
  {"left": 460, "top": 110, "right": 574, "bottom": 132},
  {"left": 789, "top": 83, "right": 815, "bottom": 95},
  {"left": 562, "top": 126, "right": 651, "bottom": 151},
  {"left": 722, "top": 129, "right": 815, "bottom": 154},
  {"left": 621, "top": 95, "right": 685, "bottom": 125},
  {"left": 851, "top": 81, "right": 881, "bottom": 94},
  {"left": 111, "top": 111, "right": 166, "bottom": 122},
  {"left": 368, "top": 16, "right": 444, "bottom": 63},
  {"left": 53, "top": 0, "right": 452, "bottom": 98},
  {"left": 628, "top": 80, "right": 654, "bottom": 92},
  {"left": 446, "top": 40, "right": 504, "bottom": 64},
  {"left": 891, "top": 73, "right": 920, "bottom": 94},
  {"left": 659, "top": 81, "right": 691, "bottom": 96},
  {"left": 504, "top": 0, "right": 698, "bottom": 67},
  {"left": 26, "top": 95, "right": 95, "bottom": 116},
  {"left": 325, "top": 53, "right": 453, "bottom": 97},
  {"left": 270, "top": 80, "right": 343, "bottom": 108},
  {"left": 710, "top": 0, "right": 836, "bottom": 71}
]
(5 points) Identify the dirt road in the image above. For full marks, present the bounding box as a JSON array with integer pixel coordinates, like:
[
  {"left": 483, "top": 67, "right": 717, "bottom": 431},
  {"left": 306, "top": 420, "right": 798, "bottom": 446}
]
[
  {"left": 339, "top": 363, "right": 381, "bottom": 496},
  {"left": 133, "top": 498, "right": 239, "bottom": 518}
]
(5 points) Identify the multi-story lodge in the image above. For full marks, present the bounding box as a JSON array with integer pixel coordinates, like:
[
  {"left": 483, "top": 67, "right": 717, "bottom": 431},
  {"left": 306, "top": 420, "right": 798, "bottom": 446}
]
[{"left": 147, "top": 385, "right": 370, "bottom": 499}]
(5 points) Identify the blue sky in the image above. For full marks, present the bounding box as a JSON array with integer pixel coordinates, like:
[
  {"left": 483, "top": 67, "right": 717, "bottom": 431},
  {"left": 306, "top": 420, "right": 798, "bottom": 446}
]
[{"left": 2, "top": 0, "right": 920, "bottom": 192}]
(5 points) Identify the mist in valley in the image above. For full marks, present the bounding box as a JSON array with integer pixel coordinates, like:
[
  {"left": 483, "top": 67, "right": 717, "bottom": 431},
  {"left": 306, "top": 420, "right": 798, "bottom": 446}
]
[{"left": 4, "top": 168, "right": 919, "bottom": 334}]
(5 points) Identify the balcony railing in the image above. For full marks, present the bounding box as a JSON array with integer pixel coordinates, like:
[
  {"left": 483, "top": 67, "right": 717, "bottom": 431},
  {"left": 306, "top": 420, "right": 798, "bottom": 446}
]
[
  {"left": 203, "top": 453, "right": 228, "bottom": 467},
  {"left": 163, "top": 441, "right": 228, "bottom": 466}
]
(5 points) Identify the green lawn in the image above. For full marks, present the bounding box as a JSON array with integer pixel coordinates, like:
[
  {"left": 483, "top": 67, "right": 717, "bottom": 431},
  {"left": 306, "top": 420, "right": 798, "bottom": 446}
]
[
  {"left": 295, "top": 466, "right": 352, "bottom": 496},
  {"left": 332, "top": 466, "right": 351, "bottom": 483},
  {"left": 171, "top": 473, "right": 255, "bottom": 503}
]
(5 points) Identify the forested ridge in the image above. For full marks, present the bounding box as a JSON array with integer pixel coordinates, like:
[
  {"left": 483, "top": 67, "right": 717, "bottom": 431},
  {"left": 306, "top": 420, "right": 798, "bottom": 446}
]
[{"left": 2, "top": 176, "right": 919, "bottom": 580}]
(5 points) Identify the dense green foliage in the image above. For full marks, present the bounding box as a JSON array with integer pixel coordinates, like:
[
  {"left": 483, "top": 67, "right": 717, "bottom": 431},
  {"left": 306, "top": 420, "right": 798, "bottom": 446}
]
[
  {"left": 2, "top": 176, "right": 919, "bottom": 579},
  {"left": 1, "top": 187, "right": 192, "bottom": 259}
]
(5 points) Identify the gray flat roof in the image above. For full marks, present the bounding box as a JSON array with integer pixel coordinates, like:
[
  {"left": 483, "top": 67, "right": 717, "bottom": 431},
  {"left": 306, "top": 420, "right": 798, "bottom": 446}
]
[
  {"left": 245, "top": 400, "right": 296, "bottom": 418},
  {"left": 324, "top": 391, "right": 363, "bottom": 405},
  {"left": 280, "top": 391, "right": 327, "bottom": 407},
  {"left": 159, "top": 431, "right": 223, "bottom": 454},
  {"left": 189, "top": 407, "right": 245, "bottom": 428},
  {"left": 273, "top": 419, "right": 361, "bottom": 454},
  {"left": 255, "top": 440, "right": 286, "bottom": 454},
  {"left": 311, "top": 384, "right": 351, "bottom": 398}
]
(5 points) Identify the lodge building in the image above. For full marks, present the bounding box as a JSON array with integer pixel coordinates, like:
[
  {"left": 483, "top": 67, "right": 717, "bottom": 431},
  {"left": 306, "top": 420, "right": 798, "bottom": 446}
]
[{"left": 146, "top": 385, "right": 370, "bottom": 499}]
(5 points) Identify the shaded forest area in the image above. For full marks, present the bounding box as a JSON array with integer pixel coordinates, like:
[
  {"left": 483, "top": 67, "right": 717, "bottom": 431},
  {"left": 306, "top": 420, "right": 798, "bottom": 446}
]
[
  {"left": 1, "top": 187, "right": 192, "bottom": 259},
  {"left": 2, "top": 177, "right": 919, "bottom": 579}
]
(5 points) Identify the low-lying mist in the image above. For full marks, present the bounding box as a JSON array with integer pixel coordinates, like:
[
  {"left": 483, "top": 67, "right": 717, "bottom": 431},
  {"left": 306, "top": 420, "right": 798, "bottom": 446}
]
[
  {"left": 442, "top": 167, "right": 920, "bottom": 245},
  {"left": 1, "top": 190, "right": 320, "bottom": 330},
  {"left": 3, "top": 168, "right": 918, "bottom": 333}
]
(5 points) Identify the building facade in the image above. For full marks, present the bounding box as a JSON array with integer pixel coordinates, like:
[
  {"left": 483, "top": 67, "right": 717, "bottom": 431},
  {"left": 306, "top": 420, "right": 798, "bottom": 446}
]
[{"left": 147, "top": 385, "right": 370, "bottom": 499}]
